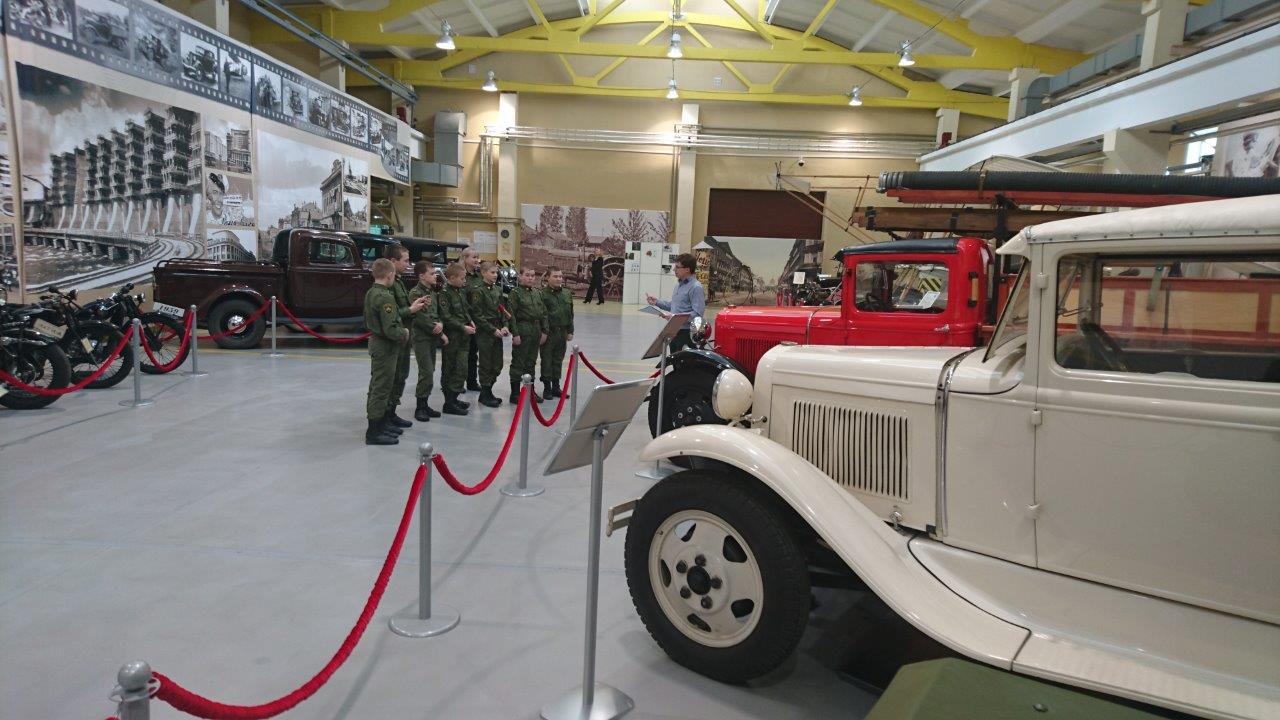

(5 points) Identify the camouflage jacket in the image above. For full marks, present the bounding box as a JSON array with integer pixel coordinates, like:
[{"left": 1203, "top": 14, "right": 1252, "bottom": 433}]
[
  {"left": 469, "top": 281, "right": 506, "bottom": 336},
  {"left": 542, "top": 286, "right": 574, "bottom": 333},
  {"left": 363, "top": 284, "right": 407, "bottom": 343},
  {"left": 506, "top": 286, "right": 547, "bottom": 338}
]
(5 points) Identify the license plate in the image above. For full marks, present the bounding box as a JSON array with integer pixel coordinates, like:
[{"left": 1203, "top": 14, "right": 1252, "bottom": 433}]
[
  {"left": 153, "top": 302, "right": 186, "bottom": 318},
  {"left": 33, "top": 319, "right": 66, "bottom": 339}
]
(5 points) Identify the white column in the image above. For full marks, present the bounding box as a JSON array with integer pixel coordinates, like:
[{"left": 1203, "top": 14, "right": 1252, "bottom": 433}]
[
  {"left": 1007, "top": 67, "right": 1038, "bottom": 123},
  {"left": 1140, "top": 0, "right": 1189, "bottom": 71},
  {"left": 1102, "top": 127, "right": 1170, "bottom": 173},
  {"left": 190, "top": 0, "right": 229, "bottom": 35},
  {"left": 935, "top": 108, "right": 960, "bottom": 148},
  {"left": 673, "top": 103, "right": 699, "bottom": 251},
  {"left": 319, "top": 41, "right": 348, "bottom": 93},
  {"left": 496, "top": 92, "right": 519, "bottom": 264}
]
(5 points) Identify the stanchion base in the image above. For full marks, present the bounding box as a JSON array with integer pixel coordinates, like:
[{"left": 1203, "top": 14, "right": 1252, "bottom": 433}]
[
  {"left": 183, "top": 370, "right": 210, "bottom": 378},
  {"left": 541, "top": 683, "right": 634, "bottom": 720},
  {"left": 388, "top": 604, "right": 460, "bottom": 638},
  {"left": 261, "top": 352, "right": 285, "bottom": 358},
  {"left": 118, "top": 398, "right": 154, "bottom": 408},
  {"left": 501, "top": 483, "right": 546, "bottom": 497},
  {"left": 634, "top": 462, "right": 675, "bottom": 481}
]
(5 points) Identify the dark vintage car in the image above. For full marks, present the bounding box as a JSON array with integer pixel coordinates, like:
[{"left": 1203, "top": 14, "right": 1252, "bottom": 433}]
[
  {"left": 182, "top": 48, "right": 217, "bottom": 83},
  {"left": 153, "top": 228, "right": 471, "bottom": 349}
]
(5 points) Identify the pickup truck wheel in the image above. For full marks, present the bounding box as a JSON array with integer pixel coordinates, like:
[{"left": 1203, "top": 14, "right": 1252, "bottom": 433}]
[
  {"left": 209, "top": 299, "right": 266, "bottom": 350},
  {"left": 648, "top": 366, "right": 726, "bottom": 438},
  {"left": 625, "top": 471, "right": 810, "bottom": 684}
]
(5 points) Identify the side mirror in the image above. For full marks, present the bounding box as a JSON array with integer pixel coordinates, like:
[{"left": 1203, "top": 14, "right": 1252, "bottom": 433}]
[{"left": 689, "top": 316, "right": 707, "bottom": 341}]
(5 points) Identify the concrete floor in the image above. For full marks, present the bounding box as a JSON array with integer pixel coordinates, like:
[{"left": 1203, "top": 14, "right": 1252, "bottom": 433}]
[{"left": 0, "top": 307, "right": 876, "bottom": 720}]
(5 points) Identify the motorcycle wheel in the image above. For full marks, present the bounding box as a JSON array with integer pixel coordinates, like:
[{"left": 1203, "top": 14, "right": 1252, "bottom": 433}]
[
  {"left": 68, "top": 321, "right": 132, "bottom": 389},
  {"left": 138, "top": 312, "right": 189, "bottom": 374},
  {"left": 1, "top": 342, "right": 71, "bottom": 409}
]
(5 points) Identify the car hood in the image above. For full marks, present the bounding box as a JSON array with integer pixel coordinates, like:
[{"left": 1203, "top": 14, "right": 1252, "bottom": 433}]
[{"left": 755, "top": 344, "right": 971, "bottom": 408}]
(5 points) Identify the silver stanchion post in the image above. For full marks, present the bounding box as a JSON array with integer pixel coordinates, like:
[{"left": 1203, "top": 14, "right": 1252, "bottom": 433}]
[
  {"left": 502, "top": 374, "right": 545, "bottom": 497},
  {"left": 262, "top": 296, "right": 283, "bottom": 358},
  {"left": 110, "top": 660, "right": 156, "bottom": 720},
  {"left": 184, "top": 304, "right": 208, "bottom": 378},
  {"left": 119, "top": 318, "right": 153, "bottom": 408},
  {"left": 570, "top": 344, "right": 580, "bottom": 426},
  {"left": 390, "top": 443, "right": 460, "bottom": 638},
  {"left": 635, "top": 344, "right": 670, "bottom": 480}
]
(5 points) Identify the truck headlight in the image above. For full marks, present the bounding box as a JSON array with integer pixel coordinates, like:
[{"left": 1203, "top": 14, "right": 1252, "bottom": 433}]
[{"left": 711, "top": 369, "right": 752, "bottom": 420}]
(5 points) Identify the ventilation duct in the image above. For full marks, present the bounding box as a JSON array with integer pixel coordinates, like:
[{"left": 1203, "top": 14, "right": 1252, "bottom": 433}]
[{"left": 412, "top": 111, "right": 466, "bottom": 188}]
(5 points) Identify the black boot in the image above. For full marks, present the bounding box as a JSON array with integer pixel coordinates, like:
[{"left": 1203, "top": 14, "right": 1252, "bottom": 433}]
[
  {"left": 413, "top": 398, "right": 433, "bottom": 422},
  {"left": 381, "top": 418, "right": 404, "bottom": 435},
  {"left": 443, "top": 393, "right": 469, "bottom": 416},
  {"left": 479, "top": 386, "right": 502, "bottom": 408},
  {"left": 365, "top": 419, "right": 399, "bottom": 445},
  {"left": 385, "top": 410, "right": 412, "bottom": 429},
  {"left": 542, "top": 379, "right": 559, "bottom": 399},
  {"left": 466, "top": 378, "right": 481, "bottom": 392},
  {"left": 509, "top": 382, "right": 521, "bottom": 404},
  {"left": 553, "top": 379, "right": 562, "bottom": 399}
]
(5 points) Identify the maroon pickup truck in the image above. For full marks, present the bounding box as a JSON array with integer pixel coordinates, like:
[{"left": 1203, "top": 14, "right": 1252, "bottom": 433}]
[{"left": 153, "top": 228, "right": 467, "bottom": 349}]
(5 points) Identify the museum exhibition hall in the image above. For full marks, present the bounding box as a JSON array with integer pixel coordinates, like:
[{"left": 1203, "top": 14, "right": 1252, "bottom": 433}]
[{"left": 0, "top": 0, "right": 1277, "bottom": 717}]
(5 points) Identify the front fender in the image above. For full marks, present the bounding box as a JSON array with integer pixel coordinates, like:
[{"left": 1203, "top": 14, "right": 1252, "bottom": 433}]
[
  {"left": 668, "top": 348, "right": 749, "bottom": 378},
  {"left": 640, "top": 425, "right": 1029, "bottom": 669},
  {"left": 200, "top": 284, "right": 268, "bottom": 318}
]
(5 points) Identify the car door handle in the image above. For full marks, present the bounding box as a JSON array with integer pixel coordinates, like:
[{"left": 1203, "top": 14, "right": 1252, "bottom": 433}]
[{"left": 934, "top": 324, "right": 951, "bottom": 333}]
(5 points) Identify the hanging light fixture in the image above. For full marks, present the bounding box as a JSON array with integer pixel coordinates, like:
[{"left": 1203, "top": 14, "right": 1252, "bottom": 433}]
[
  {"left": 666, "top": 78, "right": 679, "bottom": 100},
  {"left": 667, "top": 31, "right": 683, "bottom": 59},
  {"left": 436, "top": 20, "right": 456, "bottom": 50},
  {"left": 482, "top": 70, "right": 498, "bottom": 91},
  {"left": 897, "top": 41, "right": 915, "bottom": 67},
  {"left": 847, "top": 85, "right": 863, "bottom": 106},
  {"left": 670, "top": 0, "right": 684, "bottom": 21}
]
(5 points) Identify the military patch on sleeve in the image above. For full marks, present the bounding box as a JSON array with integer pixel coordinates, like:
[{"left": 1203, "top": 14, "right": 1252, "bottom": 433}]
[{"left": 383, "top": 303, "right": 394, "bottom": 314}]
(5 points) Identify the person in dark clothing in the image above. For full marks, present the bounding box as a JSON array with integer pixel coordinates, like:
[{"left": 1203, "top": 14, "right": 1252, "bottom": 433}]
[{"left": 583, "top": 252, "right": 606, "bottom": 304}]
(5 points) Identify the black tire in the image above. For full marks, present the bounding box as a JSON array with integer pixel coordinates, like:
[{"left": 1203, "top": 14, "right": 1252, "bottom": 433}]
[
  {"left": 67, "top": 321, "right": 132, "bottom": 389},
  {"left": 138, "top": 312, "right": 189, "bottom": 374},
  {"left": 647, "top": 366, "right": 727, "bottom": 438},
  {"left": 624, "top": 471, "right": 811, "bottom": 684},
  {"left": 208, "top": 298, "right": 266, "bottom": 350},
  {"left": 1, "top": 342, "right": 71, "bottom": 409}
]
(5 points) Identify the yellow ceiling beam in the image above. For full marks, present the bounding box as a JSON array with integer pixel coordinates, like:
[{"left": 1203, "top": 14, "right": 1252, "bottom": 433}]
[
  {"left": 526, "top": 0, "right": 553, "bottom": 33},
  {"left": 592, "top": 21, "right": 670, "bottom": 84},
  {"left": 682, "top": 24, "right": 760, "bottom": 93},
  {"left": 720, "top": 0, "right": 774, "bottom": 42},
  {"left": 364, "top": 74, "right": 1007, "bottom": 118},
  {"left": 803, "top": 0, "right": 839, "bottom": 37},
  {"left": 578, "top": 0, "right": 627, "bottom": 35}
]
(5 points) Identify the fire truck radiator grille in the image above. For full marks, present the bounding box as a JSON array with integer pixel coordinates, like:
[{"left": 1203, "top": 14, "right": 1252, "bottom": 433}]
[
  {"left": 734, "top": 337, "right": 780, "bottom": 372},
  {"left": 791, "top": 401, "right": 909, "bottom": 501}
]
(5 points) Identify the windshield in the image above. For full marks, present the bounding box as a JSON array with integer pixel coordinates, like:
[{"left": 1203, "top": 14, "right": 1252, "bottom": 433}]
[{"left": 984, "top": 266, "right": 1029, "bottom": 362}]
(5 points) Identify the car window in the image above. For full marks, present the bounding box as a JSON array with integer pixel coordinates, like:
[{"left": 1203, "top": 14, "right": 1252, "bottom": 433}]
[
  {"left": 1054, "top": 253, "right": 1280, "bottom": 383},
  {"left": 356, "top": 239, "right": 382, "bottom": 263},
  {"left": 309, "top": 240, "right": 354, "bottom": 266},
  {"left": 985, "top": 267, "right": 1029, "bottom": 361},
  {"left": 410, "top": 247, "right": 447, "bottom": 266},
  {"left": 853, "top": 261, "right": 948, "bottom": 313}
]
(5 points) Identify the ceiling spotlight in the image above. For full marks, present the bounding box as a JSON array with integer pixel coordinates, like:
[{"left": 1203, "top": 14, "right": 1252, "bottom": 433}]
[
  {"left": 482, "top": 70, "right": 498, "bottom": 91},
  {"left": 436, "top": 20, "right": 456, "bottom": 51},
  {"left": 847, "top": 86, "right": 862, "bottom": 106},
  {"left": 897, "top": 41, "right": 915, "bottom": 67},
  {"left": 667, "top": 32, "right": 683, "bottom": 59},
  {"left": 666, "top": 78, "right": 679, "bottom": 100}
]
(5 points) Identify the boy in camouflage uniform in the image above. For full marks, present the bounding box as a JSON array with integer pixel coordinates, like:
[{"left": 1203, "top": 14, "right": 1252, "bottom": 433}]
[
  {"left": 384, "top": 243, "right": 428, "bottom": 429},
  {"left": 363, "top": 258, "right": 409, "bottom": 445},
  {"left": 469, "top": 261, "right": 508, "bottom": 408},
  {"left": 507, "top": 266, "right": 548, "bottom": 404},
  {"left": 461, "top": 248, "right": 484, "bottom": 392},
  {"left": 408, "top": 260, "right": 447, "bottom": 422},
  {"left": 438, "top": 263, "right": 476, "bottom": 415},
  {"left": 539, "top": 269, "right": 574, "bottom": 399}
]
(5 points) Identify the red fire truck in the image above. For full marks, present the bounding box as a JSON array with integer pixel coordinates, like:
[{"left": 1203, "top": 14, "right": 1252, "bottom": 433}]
[{"left": 648, "top": 171, "right": 1280, "bottom": 436}]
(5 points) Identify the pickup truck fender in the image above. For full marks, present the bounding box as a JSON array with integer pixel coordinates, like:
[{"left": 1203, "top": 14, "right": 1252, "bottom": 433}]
[
  {"left": 667, "top": 347, "right": 749, "bottom": 378},
  {"left": 197, "top": 284, "right": 269, "bottom": 319},
  {"left": 639, "top": 424, "right": 1029, "bottom": 669}
]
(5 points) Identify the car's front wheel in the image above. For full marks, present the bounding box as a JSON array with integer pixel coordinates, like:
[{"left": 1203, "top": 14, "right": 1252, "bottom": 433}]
[{"left": 624, "top": 470, "right": 811, "bottom": 684}]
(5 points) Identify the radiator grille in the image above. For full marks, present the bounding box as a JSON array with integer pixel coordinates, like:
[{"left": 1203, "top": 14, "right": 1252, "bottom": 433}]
[
  {"left": 734, "top": 337, "right": 780, "bottom": 373},
  {"left": 791, "top": 401, "right": 909, "bottom": 501}
]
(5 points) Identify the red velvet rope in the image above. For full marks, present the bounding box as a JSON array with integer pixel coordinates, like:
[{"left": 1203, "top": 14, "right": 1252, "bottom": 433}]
[
  {"left": 576, "top": 351, "right": 615, "bottom": 385},
  {"left": 138, "top": 313, "right": 194, "bottom": 373},
  {"left": 434, "top": 386, "right": 527, "bottom": 495},
  {"left": 0, "top": 324, "right": 134, "bottom": 396},
  {"left": 150, "top": 465, "right": 426, "bottom": 720},
  {"left": 274, "top": 300, "right": 372, "bottom": 344},
  {"left": 530, "top": 354, "right": 575, "bottom": 427},
  {"left": 203, "top": 300, "right": 272, "bottom": 341}
]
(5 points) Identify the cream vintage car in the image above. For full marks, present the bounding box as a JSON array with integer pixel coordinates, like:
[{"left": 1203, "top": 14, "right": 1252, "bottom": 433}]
[{"left": 617, "top": 195, "right": 1280, "bottom": 720}]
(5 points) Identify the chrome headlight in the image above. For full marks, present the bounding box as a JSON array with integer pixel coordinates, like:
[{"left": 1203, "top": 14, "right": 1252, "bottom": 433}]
[
  {"left": 711, "top": 368, "right": 752, "bottom": 420},
  {"left": 689, "top": 315, "right": 707, "bottom": 341},
  {"left": 135, "top": 293, "right": 145, "bottom": 304}
]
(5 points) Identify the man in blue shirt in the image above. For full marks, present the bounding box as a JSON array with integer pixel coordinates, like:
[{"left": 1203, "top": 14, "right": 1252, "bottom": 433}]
[{"left": 646, "top": 253, "right": 705, "bottom": 353}]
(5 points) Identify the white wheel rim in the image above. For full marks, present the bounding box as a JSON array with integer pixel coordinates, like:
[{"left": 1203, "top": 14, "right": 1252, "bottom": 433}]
[{"left": 648, "top": 509, "right": 764, "bottom": 648}]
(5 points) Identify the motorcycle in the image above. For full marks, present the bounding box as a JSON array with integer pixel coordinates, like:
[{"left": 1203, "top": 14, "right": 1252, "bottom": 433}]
[
  {"left": 80, "top": 282, "right": 189, "bottom": 374},
  {"left": 1, "top": 300, "right": 72, "bottom": 409},
  {"left": 32, "top": 286, "right": 133, "bottom": 389}
]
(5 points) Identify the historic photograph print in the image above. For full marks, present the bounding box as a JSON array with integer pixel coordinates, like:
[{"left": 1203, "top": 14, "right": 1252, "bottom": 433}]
[
  {"left": 520, "top": 204, "right": 671, "bottom": 301},
  {"left": 220, "top": 49, "right": 251, "bottom": 101},
  {"left": 75, "top": 0, "right": 131, "bottom": 61},
  {"left": 179, "top": 32, "right": 218, "bottom": 89},
  {"left": 202, "top": 115, "right": 251, "bottom": 174},
  {"left": 132, "top": 12, "right": 180, "bottom": 75},
  {"left": 253, "top": 64, "right": 282, "bottom": 113},
  {"left": 10, "top": 0, "right": 75, "bottom": 39},
  {"left": 256, "top": 131, "right": 365, "bottom": 258},
  {"left": 204, "top": 172, "right": 255, "bottom": 228}
]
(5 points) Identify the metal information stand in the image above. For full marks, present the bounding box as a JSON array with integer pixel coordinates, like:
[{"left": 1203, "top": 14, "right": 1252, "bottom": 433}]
[
  {"left": 635, "top": 312, "right": 688, "bottom": 481},
  {"left": 540, "top": 377, "right": 652, "bottom": 720}
]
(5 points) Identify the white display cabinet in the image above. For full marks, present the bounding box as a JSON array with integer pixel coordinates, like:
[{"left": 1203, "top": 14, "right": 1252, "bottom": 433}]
[{"left": 622, "top": 241, "right": 679, "bottom": 306}]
